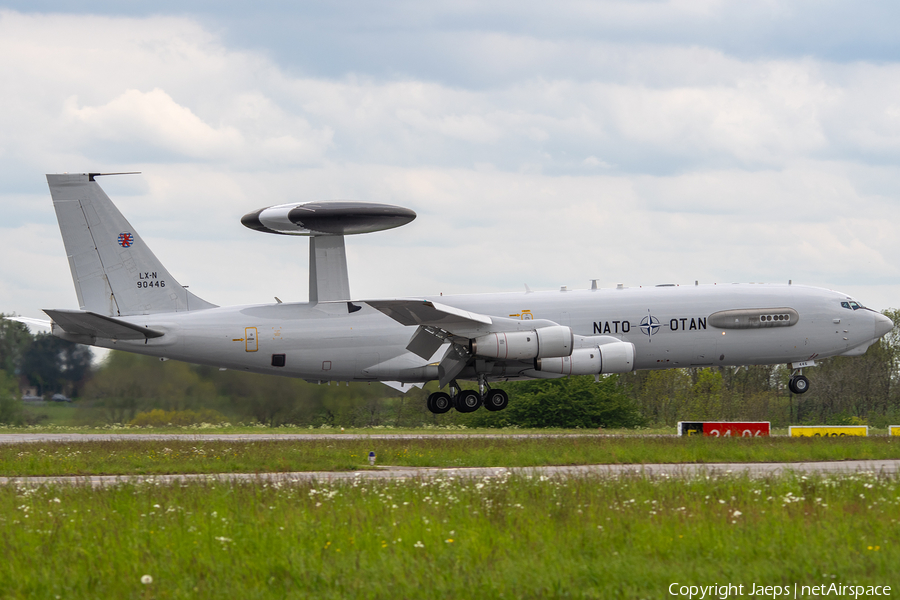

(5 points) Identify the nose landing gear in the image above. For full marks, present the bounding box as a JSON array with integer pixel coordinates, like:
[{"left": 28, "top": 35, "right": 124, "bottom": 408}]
[
  {"left": 787, "top": 360, "right": 817, "bottom": 395},
  {"left": 788, "top": 366, "right": 810, "bottom": 395},
  {"left": 788, "top": 375, "right": 809, "bottom": 394}
]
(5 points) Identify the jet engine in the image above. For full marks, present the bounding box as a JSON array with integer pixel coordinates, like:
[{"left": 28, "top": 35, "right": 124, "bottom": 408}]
[
  {"left": 534, "top": 341, "right": 635, "bottom": 375},
  {"left": 470, "top": 325, "right": 573, "bottom": 360}
]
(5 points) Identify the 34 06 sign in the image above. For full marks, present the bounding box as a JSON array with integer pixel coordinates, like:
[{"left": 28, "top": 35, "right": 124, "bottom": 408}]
[{"left": 677, "top": 422, "right": 770, "bottom": 437}]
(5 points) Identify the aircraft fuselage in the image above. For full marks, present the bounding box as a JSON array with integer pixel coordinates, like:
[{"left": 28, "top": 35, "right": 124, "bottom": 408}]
[{"left": 90, "top": 283, "right": 887, "bottom": 383}]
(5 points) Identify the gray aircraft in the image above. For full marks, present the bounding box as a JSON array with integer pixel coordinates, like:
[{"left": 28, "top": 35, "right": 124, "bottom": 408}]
[{"left": 22, "top": 173, "right": 895, "bottom": 414}]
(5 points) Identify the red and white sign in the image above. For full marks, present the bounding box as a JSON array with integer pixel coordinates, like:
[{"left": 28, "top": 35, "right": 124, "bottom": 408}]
[{"left": 678, "top": 421, "right": 770, "bottom": 437}]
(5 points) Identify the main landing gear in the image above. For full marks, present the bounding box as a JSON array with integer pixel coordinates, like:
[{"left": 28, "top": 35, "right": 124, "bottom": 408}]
[{"left": 426, "top": 379, "right": 510, "bottom": 414}]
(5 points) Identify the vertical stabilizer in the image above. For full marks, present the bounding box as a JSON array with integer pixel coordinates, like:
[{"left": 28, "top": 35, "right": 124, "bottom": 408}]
[
  {"left": 47, "top": 173, "right": 217, "bottom": 316},
  {"left": 308, "top": 235, "right": 351, "bottom": 304}
]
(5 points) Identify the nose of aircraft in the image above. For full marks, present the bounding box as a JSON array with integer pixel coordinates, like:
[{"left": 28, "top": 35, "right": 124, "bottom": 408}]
[{"left": 874, "top": 313, "right": 894, "bottom": 338}]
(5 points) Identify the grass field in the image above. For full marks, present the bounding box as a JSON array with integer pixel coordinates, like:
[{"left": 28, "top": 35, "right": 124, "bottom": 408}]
[
  {"left": 5, "top": 421, "right": 682, "bottom": 435},
  {"left": 0, "top": 471, "right": 896, "bottom": 599},
  {"left": 2, "top": 434, "right": 897, "bottom": 598},
  {"left": 0, "top": 436, "right": 898, "bottom": 477},
  {"left": 5, "top": 419, "right": 900, "bottom": 437}
]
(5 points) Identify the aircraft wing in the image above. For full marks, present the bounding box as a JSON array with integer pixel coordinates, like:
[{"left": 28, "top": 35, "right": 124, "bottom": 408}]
[
  {"left": 43, "top": 309, "right": 164, "bottom": 340},
  {"left": 367, "top": 298, "right": 561, "bottom": 338},
  {"left": 366, "top": 298, "right": 565, "bottom": 383},
  {"left": 365, "top": 299, "right": 492, "bottom": 332}
]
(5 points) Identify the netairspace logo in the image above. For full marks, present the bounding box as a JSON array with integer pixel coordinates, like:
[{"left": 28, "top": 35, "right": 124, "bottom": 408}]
[{"left": 668, "top": 582, "right": 892, "bottom": 599}]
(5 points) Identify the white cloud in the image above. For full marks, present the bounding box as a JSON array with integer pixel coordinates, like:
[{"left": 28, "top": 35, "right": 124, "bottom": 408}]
[
  {"left": 1, "top": 8, "right": 900, "bottom": 323},
  {"left": 65, "top": 89, "right": 244, "bottom": 159}
]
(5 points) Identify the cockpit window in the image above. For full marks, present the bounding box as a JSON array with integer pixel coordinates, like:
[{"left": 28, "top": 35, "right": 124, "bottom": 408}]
[
  {"left": 841, "top": 302, "right": 851, "bottom": 309},
  {"left": 849, "top": 301, "right": 862, "bottom": 310}
]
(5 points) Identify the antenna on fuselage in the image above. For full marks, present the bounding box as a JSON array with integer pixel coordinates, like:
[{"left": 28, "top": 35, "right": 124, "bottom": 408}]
[{"left": 240, "top": 201, "right": 416, "bottom": 304}]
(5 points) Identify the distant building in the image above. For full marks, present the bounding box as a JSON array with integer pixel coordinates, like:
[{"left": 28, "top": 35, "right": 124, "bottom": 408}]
[{"left": 21, "top": 386, "right": 43, "bottom": 402}]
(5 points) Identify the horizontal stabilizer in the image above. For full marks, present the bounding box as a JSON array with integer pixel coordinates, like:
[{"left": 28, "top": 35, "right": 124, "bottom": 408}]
[{"left": 43, "top": 309, "right": 164, "bottom": 340}]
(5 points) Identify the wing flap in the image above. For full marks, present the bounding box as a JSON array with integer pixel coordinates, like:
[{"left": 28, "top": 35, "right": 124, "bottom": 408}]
[
  {"left": 405, "top": 325, "right": 447, "bottom": 360},
  {"left": 43, "top": 309, "right": 164, "bottom": 340}
]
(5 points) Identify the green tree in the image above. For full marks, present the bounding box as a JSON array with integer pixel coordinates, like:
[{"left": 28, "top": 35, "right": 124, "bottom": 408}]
[
  {"left": 466, "top": 376, "right": 644, "bottom": 429},
  {"left": 0, "top": 316, "right": 32, "bottom": 377},
  {"left": 632, "top": 369, "right": 692, "bottom": 426},
  {"left": 683, "top": 368, "right": 725, "bottom": 420},
  {"left": 212, "top": 370, "right": 323, "bottom": 426},
  {"left": 86, "top": 352, "right": 218, "bottom": 423},
  {"left": 0, "top": 370, "right": 24, "bottom": 425},
  {"left": 19, "top": 334, "right": 92, "bottom": 397}
]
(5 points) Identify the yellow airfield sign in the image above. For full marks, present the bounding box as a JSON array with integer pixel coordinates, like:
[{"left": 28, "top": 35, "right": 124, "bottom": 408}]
[
  {"left": 890, "top": 425, "right": 900, "bottom": 436},
  {"left": 789, "top": 425, "right": 868, "bottom": 437}
]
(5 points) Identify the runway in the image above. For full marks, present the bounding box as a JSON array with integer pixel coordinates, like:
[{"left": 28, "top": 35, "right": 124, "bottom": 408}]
[{"left": 2, "top": 460, "right": 898, "bottom": 488}]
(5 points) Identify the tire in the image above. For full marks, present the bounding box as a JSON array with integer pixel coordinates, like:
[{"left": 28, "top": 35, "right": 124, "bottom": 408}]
[
  {"left": 427, "top": 392, "right": 453, "bottom": 414},
  {"left": 789, "top": 375, "right": 810, "bottom": 395},
  {"left": 483, "top": 389, "right": 509, "bottom": 411},
  {"left": 455, "top": 390, "right": 482, "bottom": 413}
]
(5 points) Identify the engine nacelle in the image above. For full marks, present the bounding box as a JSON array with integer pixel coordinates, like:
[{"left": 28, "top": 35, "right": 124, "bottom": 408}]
[
  {"left": 597, "top": 341, "right": 635, "bottom": 373},
  {"left": 471, "top": 325, "right": 573, "bottom": 360},
  {"left": 533, "top": 347, "right": 601, "bottom": 375},
  {"left": 534, "top": 342, "right": 635, "bottom": 375}
]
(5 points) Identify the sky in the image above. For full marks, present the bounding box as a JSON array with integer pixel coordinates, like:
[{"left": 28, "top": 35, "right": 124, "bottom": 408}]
[{"left": 2, "top": 1, "right": 900, "bottom": 320}]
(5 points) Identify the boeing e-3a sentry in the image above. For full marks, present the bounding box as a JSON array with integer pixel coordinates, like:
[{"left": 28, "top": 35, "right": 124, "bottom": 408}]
[{"left": 25, "top": 173, "right": 895, "bottom": 414}]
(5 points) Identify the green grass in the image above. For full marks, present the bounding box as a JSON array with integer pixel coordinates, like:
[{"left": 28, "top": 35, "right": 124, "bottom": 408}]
[
  {"left": 3, "top": 421, "right": 679, "bottom": 435},
  {"left": 4, "top": 419, "right": 898, "bottom": 436},
  {"left": 0, "top": 472, "right": 896, "bottom": 598},
  {"left": 1, "top": 436, "right": 898, "bottom": 477},
  {"left": 19, "top": 402, "right": 84, "bottom": 427}
]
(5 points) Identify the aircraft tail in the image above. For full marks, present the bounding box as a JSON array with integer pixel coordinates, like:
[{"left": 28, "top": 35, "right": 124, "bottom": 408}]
[{"left": 47, "top": 173, "right": 217, "bottom": 317}]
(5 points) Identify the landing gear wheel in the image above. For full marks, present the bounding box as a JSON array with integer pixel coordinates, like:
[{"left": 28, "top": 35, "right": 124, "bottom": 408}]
[
  {"left": 427, "top": 392, "right": 453, "bottom": 414},
  {"left": 483, "top": 389, "right": 509, "bottom": 411},
  {"left": 455, "top": 390, "right": 482, "bottom": 413},
  {"left": 789, "top": 375, "right": 810, "bottom": 395}
]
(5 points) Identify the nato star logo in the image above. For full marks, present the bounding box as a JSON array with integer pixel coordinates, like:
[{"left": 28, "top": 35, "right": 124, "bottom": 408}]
[{"left": 640, "top": 314, "right": 660, "bottom": 336}]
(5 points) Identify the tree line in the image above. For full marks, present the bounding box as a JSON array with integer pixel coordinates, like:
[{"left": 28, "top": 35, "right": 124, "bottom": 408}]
[{"left": 2, "top": 310, "right": 899, "bottom": 428}]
